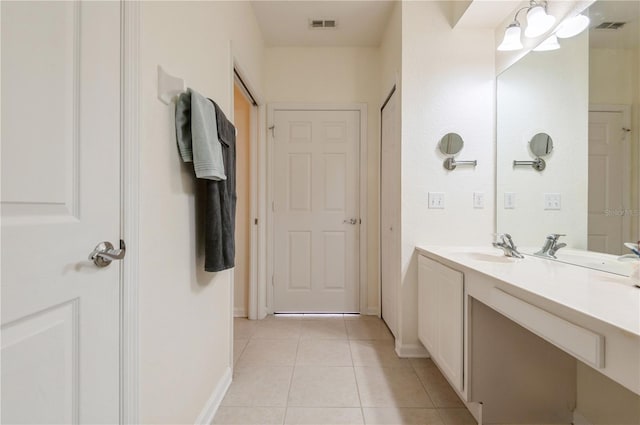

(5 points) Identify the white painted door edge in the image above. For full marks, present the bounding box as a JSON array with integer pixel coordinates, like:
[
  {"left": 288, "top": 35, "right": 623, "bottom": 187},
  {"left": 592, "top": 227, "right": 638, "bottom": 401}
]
[{"left": 266, "top": 102, "right": 369, "bottom": 315}]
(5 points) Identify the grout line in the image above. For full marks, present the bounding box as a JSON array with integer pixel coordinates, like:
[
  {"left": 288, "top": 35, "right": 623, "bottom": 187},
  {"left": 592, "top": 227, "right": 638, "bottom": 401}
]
[
  {"left": 347, "top": 328, "right": 366, "bottom": 424},
  {"left": 282, "top": 325, "right": 302, "bottom": 425}
]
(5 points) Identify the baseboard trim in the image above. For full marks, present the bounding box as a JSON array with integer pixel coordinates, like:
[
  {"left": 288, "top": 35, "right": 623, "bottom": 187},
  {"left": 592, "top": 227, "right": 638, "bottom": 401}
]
[
  {"left": 233, "top": 307, "right": 247, "bottom": 318},
  {"left": 366, "top": 306, "right": 380, "bottom": 316},
  {"left": 395, "top": 342, "right": 429, "bottom": 358},
  {"left": 194, "top": 366, "right": 232, "bottom": 425},
  {"left": 573, "top": 411, "right": 592, "bottom": 425}
]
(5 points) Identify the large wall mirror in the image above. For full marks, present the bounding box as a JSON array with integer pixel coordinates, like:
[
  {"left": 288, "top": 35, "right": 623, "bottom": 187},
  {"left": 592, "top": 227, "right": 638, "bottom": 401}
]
[{"left": 496, "top": 0, "right": 639, "bottom": 270}]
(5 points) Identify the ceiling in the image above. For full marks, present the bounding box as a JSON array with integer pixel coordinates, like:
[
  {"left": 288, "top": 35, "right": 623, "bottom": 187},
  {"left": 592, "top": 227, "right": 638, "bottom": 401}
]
[
  {"left": 251, "top": 1, "right": 396, "bottom": 47},
  {"left": 588, "top": 0, "right": 639, "bottom": 49}
]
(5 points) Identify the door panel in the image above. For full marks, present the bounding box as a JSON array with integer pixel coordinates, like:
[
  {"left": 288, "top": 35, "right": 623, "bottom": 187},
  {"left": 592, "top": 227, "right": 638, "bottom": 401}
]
[
  {"left": 1, "top": 2, "right": 121, "bottom": 423},
  {"left": 588, "top": 111, "right": 625, "bottom": 255},
  {"left": 381, "top": 91, "right": 399, "bottom": 337},
  {"left": 273, "top": 109, "right": 359, "bottom": 312}
]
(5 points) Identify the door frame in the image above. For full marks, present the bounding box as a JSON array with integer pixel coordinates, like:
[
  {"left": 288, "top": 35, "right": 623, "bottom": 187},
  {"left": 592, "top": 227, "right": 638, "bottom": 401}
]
[
  {"left": 121, "top": 2, "right": 140, "bottom": 423},
  {"left": 265, "top": 103, "right": 368, "bottom": 315},
  {"left": 231, "top": 54, "right": 265, "bottom": 321},
  {"left": 588, "top": 104, "right": 633, "bottom": 245}
]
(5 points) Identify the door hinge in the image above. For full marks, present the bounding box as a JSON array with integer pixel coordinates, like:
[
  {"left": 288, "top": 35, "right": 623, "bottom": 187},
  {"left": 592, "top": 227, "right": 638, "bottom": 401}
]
[
  {"left": 269, "top": 125, "right": 275, "bottom": 137},
  {"left": 359, "top": 218, "right": 362, "bottom": 224},
  {"left": 254, "top": 218, "right": 258, "bottom": 225},
  {"left": 271, "top": 275, "right": 275, "bottom": 286},
  {"left": 272, "top": 201, "right": 275, "bottom": 212}
]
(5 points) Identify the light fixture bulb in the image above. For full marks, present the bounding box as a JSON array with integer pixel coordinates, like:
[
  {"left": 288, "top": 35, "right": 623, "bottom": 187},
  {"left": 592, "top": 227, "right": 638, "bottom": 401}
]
[
  {"left": 556, "top": 14, "right": 590, "bottom": 38},
  {"left": 497, "top": 23, "right": 523, "bottom": 51},
  {"left": 525, "top": 4, "right": 556, "bottom": 38},
  {"left": 533, "top": 34, "right": 561, "bottom": 51}
]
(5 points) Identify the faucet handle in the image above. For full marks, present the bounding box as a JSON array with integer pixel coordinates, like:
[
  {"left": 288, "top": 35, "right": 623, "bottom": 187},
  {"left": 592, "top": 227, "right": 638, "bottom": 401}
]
[{"left": 547, "top": 233, "right": 566, "bottom": 241}]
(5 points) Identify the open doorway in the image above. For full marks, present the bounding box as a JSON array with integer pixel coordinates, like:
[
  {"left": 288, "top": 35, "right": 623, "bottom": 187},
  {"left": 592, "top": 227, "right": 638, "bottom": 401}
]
[{"left": 233, "top": 72, "right": 258, "bottom": 318}]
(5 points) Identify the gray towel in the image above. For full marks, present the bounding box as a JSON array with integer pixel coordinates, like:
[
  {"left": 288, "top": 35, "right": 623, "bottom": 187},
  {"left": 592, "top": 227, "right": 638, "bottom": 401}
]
[
  {"left": 175, "top": 89, "right": 226, "bottom": 180},
  {"left": 204, "top": 100, "right": 237, "bottom": 272}
]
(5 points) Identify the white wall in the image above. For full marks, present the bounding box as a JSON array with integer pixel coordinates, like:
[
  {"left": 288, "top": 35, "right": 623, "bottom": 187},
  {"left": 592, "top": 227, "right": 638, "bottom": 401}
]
[
  {"left": 496, "top": 33, "right": 589, "bottom": 249},
  {"left": 264, "top": 46, "right": 381, "bottom": 313},
  {"left": 139, "top": 2, "right": 263, "bottom": 422},
  {"left": 399, "top": 1, "right": 496, "bottom": 351}
]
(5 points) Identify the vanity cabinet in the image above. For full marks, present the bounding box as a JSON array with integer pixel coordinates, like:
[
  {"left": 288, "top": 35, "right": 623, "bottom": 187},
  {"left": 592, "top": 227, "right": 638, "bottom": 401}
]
[{"left": 417, "top": 255, "right": 464, "bottom": 393}]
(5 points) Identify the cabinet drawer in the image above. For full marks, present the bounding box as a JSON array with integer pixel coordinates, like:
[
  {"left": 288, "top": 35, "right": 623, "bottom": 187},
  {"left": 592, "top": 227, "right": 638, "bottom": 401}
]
[{"left": 490, "top": 288, "right": 605, "bottom": 369}]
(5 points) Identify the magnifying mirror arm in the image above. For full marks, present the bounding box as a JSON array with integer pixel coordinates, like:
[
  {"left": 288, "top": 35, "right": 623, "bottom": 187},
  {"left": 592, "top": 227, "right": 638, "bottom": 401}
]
[{"left": 513, "top": 157, "right": 546, "bottom": 171}]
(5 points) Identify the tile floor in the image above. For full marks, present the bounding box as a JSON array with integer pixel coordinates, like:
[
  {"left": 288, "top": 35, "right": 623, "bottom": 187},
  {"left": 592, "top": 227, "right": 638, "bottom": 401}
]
[{"left": 214, "top": 315, "right": 477, "bottom": 425}]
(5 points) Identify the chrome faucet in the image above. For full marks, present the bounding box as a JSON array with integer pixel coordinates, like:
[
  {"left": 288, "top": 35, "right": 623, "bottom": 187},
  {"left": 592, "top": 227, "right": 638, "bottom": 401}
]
[
  {"left": 534, "top": 233, "right": 566, "bottom": 259},
  {"left": 493, "top": 233, "right": 524, "bottom": 259}
]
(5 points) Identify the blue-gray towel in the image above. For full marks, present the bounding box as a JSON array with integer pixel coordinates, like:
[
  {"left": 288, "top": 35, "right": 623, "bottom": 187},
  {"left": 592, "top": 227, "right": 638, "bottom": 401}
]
[{"left": 175, "top": 89, "right": 226, "bottom": 180}]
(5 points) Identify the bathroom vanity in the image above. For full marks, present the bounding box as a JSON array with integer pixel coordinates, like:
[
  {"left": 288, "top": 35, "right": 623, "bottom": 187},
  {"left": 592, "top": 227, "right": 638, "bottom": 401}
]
[{"left": 416, "top": 246, "right": 640, "bottom": 424}]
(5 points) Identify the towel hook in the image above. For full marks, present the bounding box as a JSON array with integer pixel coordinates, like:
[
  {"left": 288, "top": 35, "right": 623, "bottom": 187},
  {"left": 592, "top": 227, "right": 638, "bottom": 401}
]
[{"left": 158, "top": 65, "right": 185, "bottom": 105}]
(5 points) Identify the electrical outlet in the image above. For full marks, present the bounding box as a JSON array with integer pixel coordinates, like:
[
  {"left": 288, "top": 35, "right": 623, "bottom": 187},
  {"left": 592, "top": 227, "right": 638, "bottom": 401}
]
[
  {"left": 544, "top": 193, "right": 561, "bottom": 210},
  {"left": 473, "top": 192, "right": 484, "bottom": 209},
  {"left": 428, "top": 192, "right": 445, "bottom": 209},
  {"left": 504, "top": 192, "right": 516, "bottom": 209}
]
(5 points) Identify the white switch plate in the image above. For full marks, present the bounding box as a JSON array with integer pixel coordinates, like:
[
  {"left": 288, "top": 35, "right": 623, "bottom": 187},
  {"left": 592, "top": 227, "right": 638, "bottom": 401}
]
[
  {"left": 544, "top": 193, "right": 561, "bottom": 210},
  {"left": 504, "top": 192, "right": 516, "bottom": 209},
  {"left": 428, "top": 192, "right": 445, "bottom": 209},
  {"left": 473, "top": 192, "right": 484, "bottom": 209}
]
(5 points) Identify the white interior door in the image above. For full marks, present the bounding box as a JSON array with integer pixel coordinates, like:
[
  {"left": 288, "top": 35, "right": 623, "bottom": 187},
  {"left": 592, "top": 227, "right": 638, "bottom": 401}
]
[
  {"left": 380, "top": 90, "right": 399, "bottom": 337},
  {"left": 588, "top": 110, "right": 627, "bottom": 255},
  {"left": 1, "top": 2, "right": 122, "bottom": 423},
  {"left": 272, "top": 109, "right": 360, "bottom": 313}
]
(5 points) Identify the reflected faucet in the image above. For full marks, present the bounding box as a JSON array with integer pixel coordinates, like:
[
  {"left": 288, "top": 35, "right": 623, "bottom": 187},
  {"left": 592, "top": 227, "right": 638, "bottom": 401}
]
[
  {"left": 493, "top": 233, "right": 524, "bottom": 259},
  {"left": 535, "top": 234, "right": 567, "bottom": 259}
]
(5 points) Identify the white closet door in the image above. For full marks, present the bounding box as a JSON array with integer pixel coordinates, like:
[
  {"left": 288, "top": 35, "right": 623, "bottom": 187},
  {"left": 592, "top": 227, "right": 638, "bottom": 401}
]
[{"left": 273, "top": 109, "right": 360, "bottom": 313}]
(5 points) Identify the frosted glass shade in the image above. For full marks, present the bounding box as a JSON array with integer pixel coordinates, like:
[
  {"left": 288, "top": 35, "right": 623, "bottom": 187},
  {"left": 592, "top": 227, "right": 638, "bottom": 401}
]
[
  {"left": 556, "top": 14, "right": 590, "bottom": 38},
  {"left": 498, "top": 24, "right": 523, "bottom": 51},
  {"left": 525, "top": 5, "right": 556, "bottom": 38},
  {"left": 533, "top": 34, "right": 561, "bottom": 51}
]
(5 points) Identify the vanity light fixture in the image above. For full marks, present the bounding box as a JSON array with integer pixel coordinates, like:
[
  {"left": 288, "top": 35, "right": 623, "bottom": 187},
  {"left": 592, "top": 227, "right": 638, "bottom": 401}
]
[
  {"left": 555, "top": 14, "right": 590, "bottom": 38},
  {"left": 498, "top": 1, "right": 555, "bottom": 51},
  {"left": 533, "top": 34, "right": 560, "bottom": 51}
]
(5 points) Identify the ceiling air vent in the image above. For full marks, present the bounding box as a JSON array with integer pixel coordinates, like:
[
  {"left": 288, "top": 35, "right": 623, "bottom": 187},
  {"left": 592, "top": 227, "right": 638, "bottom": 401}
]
[
  {"left": 308, "top": 19, "right": 338, "bottom": 29},
  {"left": 595, "top": 22, "right": 627, "bottom": 30}
]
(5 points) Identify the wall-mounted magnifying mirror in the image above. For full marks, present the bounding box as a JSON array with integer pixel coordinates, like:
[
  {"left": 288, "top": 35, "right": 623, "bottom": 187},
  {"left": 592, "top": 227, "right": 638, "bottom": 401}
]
[
  {"left": 438, "top": 133, "right": 464, "bottom": 155},
  {"left": 529, "top": 133, "right": 554, "bottom": 157}
]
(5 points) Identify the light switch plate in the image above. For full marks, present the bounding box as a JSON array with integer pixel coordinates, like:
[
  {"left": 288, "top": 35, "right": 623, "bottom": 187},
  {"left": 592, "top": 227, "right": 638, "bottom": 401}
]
[
  {"left": 428, "top": 192, "right": 445, "bottom": 209},
  {"left": 504, "top": 192, "right": 516, "bottom": 209},
  {"left": 473, "top": 192, "right": 484, "bottom": 209},
  {"left": 544, "top": 193, "right": 561, "bottom": 210}
]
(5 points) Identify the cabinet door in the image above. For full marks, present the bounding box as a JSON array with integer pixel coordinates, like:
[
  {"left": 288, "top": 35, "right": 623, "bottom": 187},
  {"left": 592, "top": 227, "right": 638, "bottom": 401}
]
[
  {"left": 435, "top": 261, "right": 464, "bottom": 392},
  {"left": 417, "top": 255, "right": 464, "bottom": 393},
  {"left": 418, "top": 256, "right": 438, "bottom": 355}
]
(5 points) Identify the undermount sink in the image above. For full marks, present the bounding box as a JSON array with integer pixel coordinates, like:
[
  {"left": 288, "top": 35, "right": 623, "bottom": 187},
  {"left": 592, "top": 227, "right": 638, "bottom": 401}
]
[{"left": 464, "top": 252, "right": 520, "bottom": 263}]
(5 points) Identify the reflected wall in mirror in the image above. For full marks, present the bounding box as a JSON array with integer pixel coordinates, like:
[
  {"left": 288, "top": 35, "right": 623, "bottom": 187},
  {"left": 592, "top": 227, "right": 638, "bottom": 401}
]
[
  {"left": 438, "top": 132, "right": 464, "bottom": 155},
  {"left": 497, "top": 0, "right": 639, "bottom": 261},
  {"left": 529, "top": 133, "right": 554, "bottom": 157}
]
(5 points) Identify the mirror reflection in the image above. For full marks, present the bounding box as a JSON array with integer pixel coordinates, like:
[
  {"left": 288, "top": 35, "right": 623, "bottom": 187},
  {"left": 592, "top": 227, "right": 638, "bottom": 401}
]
[{"left": 496, "top": 0, "right": 639, "bottom": 273}]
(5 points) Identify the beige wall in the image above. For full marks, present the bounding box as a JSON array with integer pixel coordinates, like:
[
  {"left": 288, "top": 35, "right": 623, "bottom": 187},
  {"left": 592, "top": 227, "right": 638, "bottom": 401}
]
[
  {"left": 399, "top": 1, "right": 496, "bottom": 350},
  {"left": 139, "top": 2, "right": 263, "bottom": 422},
  {"left": 264, "top": 46, "right": 381, "bottom": 313}
]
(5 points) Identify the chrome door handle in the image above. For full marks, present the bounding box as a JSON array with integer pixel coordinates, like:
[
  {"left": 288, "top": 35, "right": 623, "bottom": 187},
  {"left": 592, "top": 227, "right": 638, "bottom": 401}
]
[
  {"left": 89, "top": 240, "right": 126, "bottom": 267},
  {"left": 343, "top": 218, "right": 358, "bottom": 225}
]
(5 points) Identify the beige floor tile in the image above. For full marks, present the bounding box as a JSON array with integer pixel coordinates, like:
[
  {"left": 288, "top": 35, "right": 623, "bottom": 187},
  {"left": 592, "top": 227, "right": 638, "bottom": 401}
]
[
  {"left": 236, "top": 339, "right": 299, "bottom": 367},
  {"left": 222, "top": 366, "right": 293, "bottom": 407},
  {"left": 414, "top": 361, "right": 464, "bottom": 408},
  {"left": 349, "top": 340, "right": 411, "bottom": 368},
  {"left": 296, "top": 339, "right": 352, "bottom": 366},
  {"left": 355, "top": 367, "right": 434, "bottom": 408},
  {"left": 213, "top": 406, "right": 285, "bottom": 424},
  {"left": 253, "top": 319, "right": 303, "bottom": 339},
  {"left": 344, "top": 314, "right": 380, "bottom": 321},
  {"left": 300, "top": 320, "right": 348, "bottom": 339},
  {"left": 362, "top": 408, "right": 443, "bottom": 424},
  {"left": 288, "top": 366, "right": 361, "bottom": 407},
  {"left": 409, "top": 357, "right": 433, "bottom": 368},
  {"left": 233, "top": 339, "right": 248, "bottom": 365},
  {"left": 234, "top": 317, "right": 258, "bottom": 339},
  {"left": 284, "top": 407, "right": 364, "bottom": 424},
  {"left": 437, "top": 408, "right": 477, "bottom": 425},
  {"left": 346, "top": 320, "right": 393, "bottom": 340}
]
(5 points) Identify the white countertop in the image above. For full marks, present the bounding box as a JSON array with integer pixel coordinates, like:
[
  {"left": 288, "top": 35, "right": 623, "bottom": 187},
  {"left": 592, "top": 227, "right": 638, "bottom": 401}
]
[{"left": 415, "top": 245, "right": 640, "bottom": 337}]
